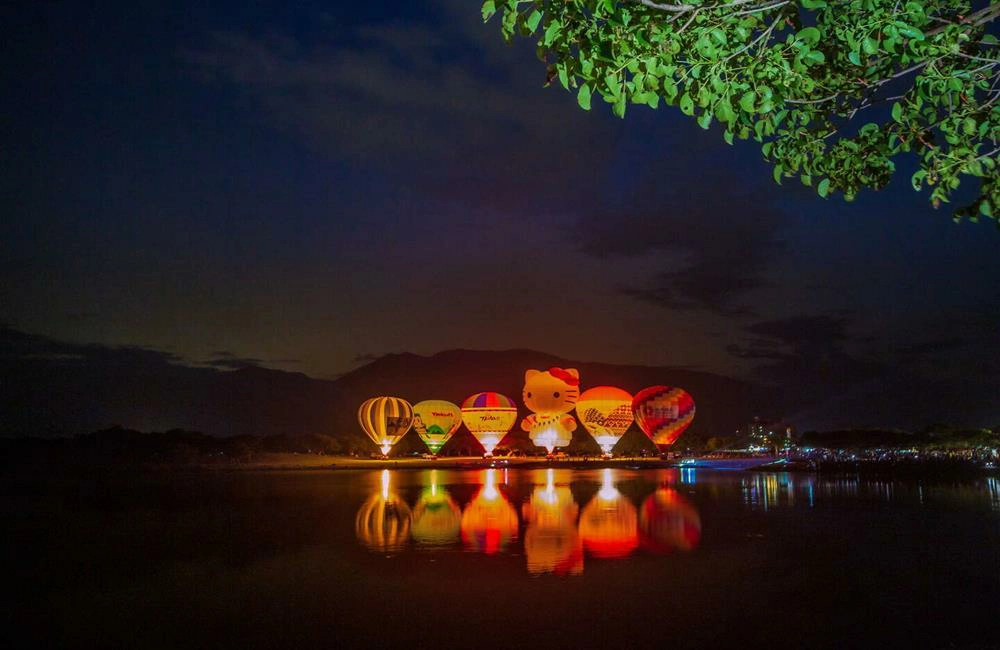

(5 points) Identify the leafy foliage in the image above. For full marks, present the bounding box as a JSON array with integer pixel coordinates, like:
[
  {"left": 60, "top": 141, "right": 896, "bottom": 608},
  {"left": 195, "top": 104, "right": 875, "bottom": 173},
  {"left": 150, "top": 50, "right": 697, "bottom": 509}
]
[{"left": 482, "top": 0, "right": 1000, "bottom": 223}]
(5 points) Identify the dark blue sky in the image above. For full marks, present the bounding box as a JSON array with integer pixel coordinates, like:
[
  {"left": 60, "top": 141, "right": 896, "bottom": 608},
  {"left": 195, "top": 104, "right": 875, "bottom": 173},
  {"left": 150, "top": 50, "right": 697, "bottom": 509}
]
[{"left": 2, "top": 0, "right": 998, "bottom": 428}]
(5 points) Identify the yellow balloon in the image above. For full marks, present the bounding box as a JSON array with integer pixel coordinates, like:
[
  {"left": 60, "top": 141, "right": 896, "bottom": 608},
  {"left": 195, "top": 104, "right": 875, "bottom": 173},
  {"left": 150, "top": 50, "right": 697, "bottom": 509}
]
[
  {"left": 358, "top": 396, "right": 414, "bottom": 456},
  {"left": 355, "top": 470, "right": 411, "bottom": 551},
  {"left": 412, "top": 400, "right": 462, "bottom": 455},
  {"left": 460, "top": 392, "right": 518, "bottom": 457},
  {"left": 575, "top": 386, "right": 634, "bottom": 456}
]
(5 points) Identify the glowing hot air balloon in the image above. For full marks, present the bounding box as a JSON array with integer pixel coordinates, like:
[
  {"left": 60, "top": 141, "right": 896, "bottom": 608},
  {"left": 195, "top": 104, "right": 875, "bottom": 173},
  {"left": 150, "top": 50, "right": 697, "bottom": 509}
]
[
  {"left": 632, "top": 386, "right": 696, "bottom": 453},
  {"left": 639, "top": 487, "right": 701, "bottom": 554},
  {"left": 411, "top": 470, "right": 461, "bottom": 547},
  {"left": 578, "top": 468, "right": 639, "bottom": 559},
  {"left": 460, "top": 392, "right": 517, "bottom": 457},
  {"left": 412, "top": 400, "right": 462, "bottom": 456},
  {"left": 358, "top": 396, "right": 414, "bottom": 456},
  {"left": 521, "top": 368, "right": 580, "bottom": 455},
  {"left": 355, "top": 469, "right": 412, "bottom": 551},
  {"left": 575, "top": 386, "right": 634, "bottom": 457},
  {"left": 522, "top": 468, "right": 582, "bottom": 575},
  {"left": 460, "top": 469, "right": 519, "bottom": 553}
]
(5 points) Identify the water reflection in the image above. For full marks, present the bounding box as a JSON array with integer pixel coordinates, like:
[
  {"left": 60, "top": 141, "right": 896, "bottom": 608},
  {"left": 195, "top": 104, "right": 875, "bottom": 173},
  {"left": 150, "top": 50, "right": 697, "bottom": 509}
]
[
  {"left": 460, "top": 469, "right": 519, "bottom": 554},
  {"left": 411, "top": 470, "right": 461, "bottom": 547},
  {"left": 639, "top": 488, "right": 701, "bottom": 553},
  {"left": 355, "top": 469, "right": 412, "bottom": 551},
  {"left": 578, "top": 469, "right": 638, "bottom": 559},
  {"left": 523, "top": 469, "right": 582, "bottom": 575}
]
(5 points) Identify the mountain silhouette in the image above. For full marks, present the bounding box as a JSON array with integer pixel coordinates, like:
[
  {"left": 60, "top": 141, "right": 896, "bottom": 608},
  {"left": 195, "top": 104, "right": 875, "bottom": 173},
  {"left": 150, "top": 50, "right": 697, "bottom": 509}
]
[{"left": 0, "top": 328, "right": 769, "bottom": 448}]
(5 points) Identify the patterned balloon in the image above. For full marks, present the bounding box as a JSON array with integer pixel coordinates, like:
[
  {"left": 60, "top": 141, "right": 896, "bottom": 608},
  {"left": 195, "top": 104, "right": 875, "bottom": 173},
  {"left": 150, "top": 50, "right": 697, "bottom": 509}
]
[
  {"left": 578, "top": 468, "right": 639, "bottom": 559},
  {"left": 460, "top": 392, "right": 518, "bottom": 457},
  {"left": 412, "top": 400, "right": 462, "bottom": 455},
  {"left": 638, "top": 488, "right": 701, "bottom": 554},
  {"left": 460, "top": 469, "right": 519, "bottom": 553},
  {"left": 631, "top": 386, "right": 695, "bottom": 451},
  {"left": 575, "top": 386, "right": 634, "bottom": 456},
  {"left": 357, "top": 396, "right": 414, "bottom": 456}
]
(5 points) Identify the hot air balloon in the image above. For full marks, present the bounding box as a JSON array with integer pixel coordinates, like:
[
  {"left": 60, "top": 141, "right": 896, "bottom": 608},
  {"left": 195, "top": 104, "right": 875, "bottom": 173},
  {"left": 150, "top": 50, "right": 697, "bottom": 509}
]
[
  {"left": 521, "top": 368, "right": 580, "bottom": 455},
  {"left": 578, "top": 468, "right": 639, "bottom": 559},
  {"left": 638, "top": 487, "right": 701, "bottom": 554},
  {"left": 358, "top": 396, "right": 414, "bottom": 456},
  {"left": 355, "top": 469, "right": 412, "bottom": 551},
  {"left": 575, "top": 386, "right": 634, "bottom": 457},
  {"left": 460, "top": 392, "right": 517, "bottom": 457},
  {"left": 631, "top": 386, "right": 696, "bottom": 453},
  {"left": 460, "top": 469, "right": 519, "bottom": 553},
  {"left": 412, "top": 400, "right": 462, "bottom": 456},
  {"left": 411, "top": 470, "right": 461, "bottom": 547},
  {"left": 522, "top": 468, "right": 582, "bottom": 575}
]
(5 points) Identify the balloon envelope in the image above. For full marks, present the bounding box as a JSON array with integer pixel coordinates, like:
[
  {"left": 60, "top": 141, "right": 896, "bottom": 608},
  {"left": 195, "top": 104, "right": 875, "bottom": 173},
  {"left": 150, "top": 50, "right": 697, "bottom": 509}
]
[
  {"left": 575, "top": 386, "right": 634, "bottom": 455},
  {"left": 639, "top": 488, "right": 701, "bottom": 553},
  {"left": 355, "top": 470, "right": 411, "bottom": 551},
  {"left": 631, "top": 386, "right": 695, "bottom": 451},
  {"left": 412, "top": 399, "right": 462, "bottom": 455},
  {"left": 579, "top": 469, "right": 639, "bottom": 558},
  {"left": 358, "top": 396, "right": 414, "bottom": 455},
  {"left": 460, "top": 470, "right": 518, "bottom": 553},
  {"left": 460, "top": 392, "right": 517, "bottom": 456}
]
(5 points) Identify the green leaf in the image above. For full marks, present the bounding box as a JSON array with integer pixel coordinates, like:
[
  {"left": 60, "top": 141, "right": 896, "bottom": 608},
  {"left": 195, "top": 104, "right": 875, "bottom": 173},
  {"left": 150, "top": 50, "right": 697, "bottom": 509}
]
[
  {"left": 773, "top": 164, "right": 783, "bottom": 185},
  {"left": 481, "top": 0, "right": 496, "bottom": 21},
  {"left": 848, "top": 50, "right": 862, "bottom": 66},
  {"left": 723, "top": 129, "right": 734, "bottom": 145},
  {"left": 739, "top": 90, "right": 756, "bottom": 113},
  {"left": 796, "top": 27, "right": 821, "bottom": 47},
  {"left": 543, "top": 19, "right": 561, "bottom": 46},
  {"left": 817, "top": 178, "right": 831, "bottom": 198},
  {"left": 612, "top": 94, "right": 626, "bottom": 118},
  {"left": 679, "top": 92, "right": 694, "bottom": 116},
  {"left": 911, "top": 169, "right": 926, "bottom": 190},
  {"left": 557, "top": 62, "right": 569, "bottom": 90},
  {"left": 577, "top": 84, "right": 592, "bottom": 111},
  {"left": 891, "top": 102, "right": 902, "bottom": 122},
  {"left": 897, "top": 24, "right": 924, "bottom": 41},
  {"left": 804, "top": 50, "right": 825, "bottom": 65},
  {"left": 526, "top": 10, "right": 542, "bottom": 33}
]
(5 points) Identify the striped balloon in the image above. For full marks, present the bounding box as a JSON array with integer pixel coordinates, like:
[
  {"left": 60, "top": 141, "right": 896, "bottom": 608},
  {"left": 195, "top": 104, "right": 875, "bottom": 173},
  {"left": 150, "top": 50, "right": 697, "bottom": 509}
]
[
  {"left": 358, "top": 396, "right": 414, "bottom": 455},
  {"left": 631, "top": 386, "right": 695, "bottom": 451},
  {"left": 460, "top": 392, "right": 518, "bottom": 456}
]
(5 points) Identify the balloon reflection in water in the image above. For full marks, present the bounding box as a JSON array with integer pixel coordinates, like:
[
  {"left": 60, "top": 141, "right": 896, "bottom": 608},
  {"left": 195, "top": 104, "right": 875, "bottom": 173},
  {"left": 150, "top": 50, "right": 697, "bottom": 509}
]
[
  {"left": 355, "top": 469, "right": 412, "bottom": 551},
  {"left": 522, "top": 468, "right": 583, "bottom": 575},
  {"left": 460, "top": 469, "right": 519, "bottom": 553},
  {"left": 578, "top": 468, "right": 639, "bottom": 559},
  {"left": 639, "top": 488, "right": 701, "bottom": 553},
  {"left": 411, "top": 470, "right": 461, "bottom": 547}
]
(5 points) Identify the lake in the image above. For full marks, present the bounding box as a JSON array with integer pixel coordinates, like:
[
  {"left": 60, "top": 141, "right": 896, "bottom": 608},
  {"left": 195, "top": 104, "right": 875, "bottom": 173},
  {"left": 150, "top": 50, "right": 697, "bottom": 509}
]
[{"left": 5, "top": 467, "right": 1000, "bottom": 648}]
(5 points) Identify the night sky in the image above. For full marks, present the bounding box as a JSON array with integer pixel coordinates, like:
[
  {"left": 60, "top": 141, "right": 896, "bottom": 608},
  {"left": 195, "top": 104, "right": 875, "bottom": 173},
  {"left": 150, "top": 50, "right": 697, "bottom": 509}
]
[{"left": 3, "top": 0, "right": 998, "bottom": 428}]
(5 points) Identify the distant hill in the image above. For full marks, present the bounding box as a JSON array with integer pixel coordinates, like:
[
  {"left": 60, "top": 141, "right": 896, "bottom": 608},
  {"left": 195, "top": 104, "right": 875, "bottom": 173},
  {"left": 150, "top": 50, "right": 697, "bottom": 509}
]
[{"left": 0, "top": 328, "right": 770, "bottom": 450}]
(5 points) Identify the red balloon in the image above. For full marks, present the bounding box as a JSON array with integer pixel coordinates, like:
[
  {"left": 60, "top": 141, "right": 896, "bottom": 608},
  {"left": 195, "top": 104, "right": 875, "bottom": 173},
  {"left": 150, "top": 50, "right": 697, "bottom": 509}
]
[{"left": 632, "top": 386, "right": 696, "bottom": 451}]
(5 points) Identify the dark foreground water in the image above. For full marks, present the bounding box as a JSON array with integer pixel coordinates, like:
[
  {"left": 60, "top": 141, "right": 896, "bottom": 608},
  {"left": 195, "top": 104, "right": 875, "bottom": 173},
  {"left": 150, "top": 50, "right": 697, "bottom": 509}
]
[{"left": 4, "top": 467, "right": 1000, "bottom": 649}]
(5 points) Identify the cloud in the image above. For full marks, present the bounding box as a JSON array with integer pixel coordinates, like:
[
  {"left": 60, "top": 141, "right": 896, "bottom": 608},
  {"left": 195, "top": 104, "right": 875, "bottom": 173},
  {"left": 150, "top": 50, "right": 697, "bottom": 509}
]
[
  {"left": 0, "top": 326, "right": 183, "bottom": 367},
  {"left": 182, "top": 6, "right": 611, "bottom": 201},
  {"left": 575, "top": 188, "right": 787, "bottom": 315},
  {"left": 204, "top": 351, "right": 301, "bottom": 370}
]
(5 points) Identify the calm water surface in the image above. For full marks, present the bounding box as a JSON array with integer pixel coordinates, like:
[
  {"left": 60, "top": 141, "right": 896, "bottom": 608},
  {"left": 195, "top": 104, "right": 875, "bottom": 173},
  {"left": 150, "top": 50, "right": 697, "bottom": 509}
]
[{"left": 5, "top": 467, "right": 1000, "bottom": 648}]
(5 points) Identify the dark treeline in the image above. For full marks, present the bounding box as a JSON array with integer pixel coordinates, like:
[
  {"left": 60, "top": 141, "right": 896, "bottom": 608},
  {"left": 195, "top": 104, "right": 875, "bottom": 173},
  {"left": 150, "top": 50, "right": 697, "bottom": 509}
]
[{"left": 799, "top": 425, "right": 1000, "bottom": 450}]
